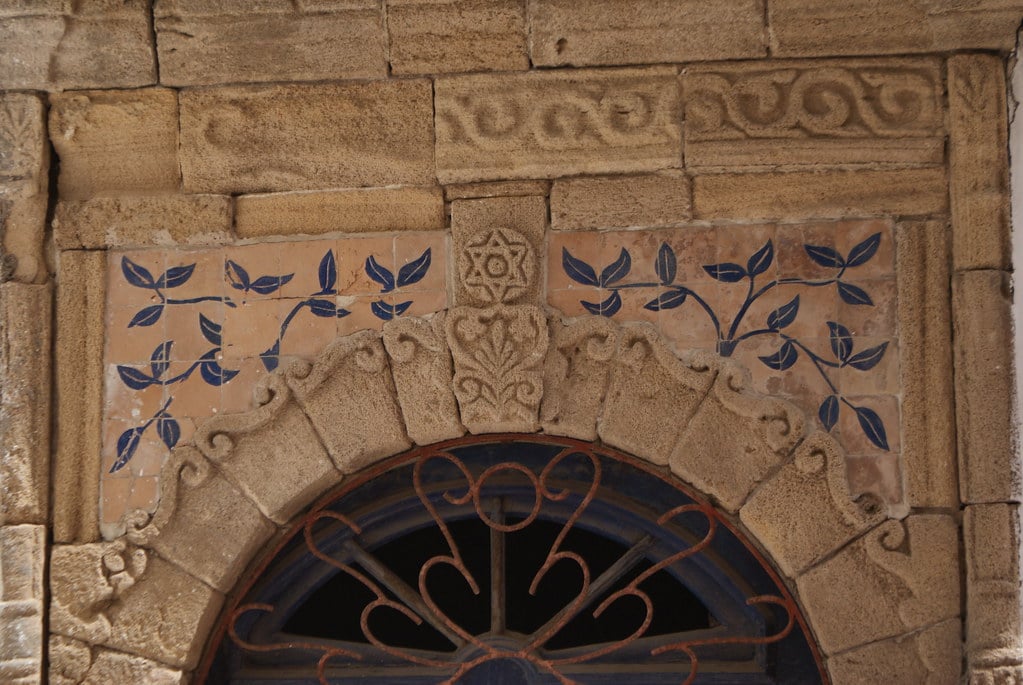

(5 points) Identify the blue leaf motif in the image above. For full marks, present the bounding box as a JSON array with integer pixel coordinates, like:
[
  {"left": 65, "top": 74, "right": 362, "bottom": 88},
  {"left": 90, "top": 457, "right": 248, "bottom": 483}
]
[
  {"left": 837, "top": 282, "right": 873, "bottom": 306},
  {"left": 853, "top": 405, "right": 890, "bottom": 451},
  {"left": 818, "top": 395, "right": 840, "bottom": 431},
  {"left": 111, "top": 427, "right": 143, "bottom": 473},
  {"left": 758, "top": 340, "right": 798, "bottom": 371},
  {"left": 307, "top": 299, "right": 337, "bottom": 317},
  {"left": 128, "top": 304, "right": 164, "bottom": 328},
  {"left": 655, "top": 243, "right": 677, "bottom": 285},
  {"left": 562, "top": 248, "right": 599, "bottom": 287},
  {"left": 318, "top": 250, "right": 337, "bottom": 294},
  {"left": 249, "top": 274, "right": 294, "bottom": 295},
  {"left": 365, "top": 256, "right": 395, "bottom": 293},
  {"left": 156, "top": 415, "right": 180, "bottom": 450},
  {"left": 392, "top": 300, "right": 413, "bottom": 317},
  {"left": 804, "top": 245, "right": 845, "bottom": 269},
  {"left": 371, "top": 300, "right": 396, "bottom": 321},
  {"left": 336, "top": 307, "right": 351, "bottom": 318},
  {"left": 599, "top": 248, "right": 632, "bottom": 287},
  {"left": 199, "top": 314, "right": 222, "bottom": 346},
  {"left": 397, "top": 248, "right": 431, "bottom": 288},
  {"left": 847, "top": 342, "right": 888, "bottom": 371},
  {"left": 581, "top": 290, "right": 622, "bottom": 317},
  {"left": 260, "top": 341, "right": 280, "bottom": 372},
  {"left": 117, "top": 365, "right": 154, "bottom": 390},
  {"left": 846, "top": 233, "right": 882, "bottom": 267},
  {"left": 156, "top": 264, "right": 195, "bottom": 289},
  {"left": 149, "top": 341, "right": 172, "bottom": 378},
  {"left": 225, "top": 260, "right": 251, "bottom": 291},
  {"left": 121, "top": 257, "right": 156, "bottom": 288},
  {"left": 644, "top": 289, "right": 688, "bottom": 311},
  {"left": 703, "top": 263, "right": 747, "bottom": 283},
  {"left": 827, "top": 321, "right": 853, "bottom": 362},
  {"left": 747, "top": 240, "right": 774, "bottom": 277},
  {"left": 767, "top": 295, "right": 800, "bottom": 331},
  {"left": 199, "top": 356, "right": 240, "bottom": 386}
]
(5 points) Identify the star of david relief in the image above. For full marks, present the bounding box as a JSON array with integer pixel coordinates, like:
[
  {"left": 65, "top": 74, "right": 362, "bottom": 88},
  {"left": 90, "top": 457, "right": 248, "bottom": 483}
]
[{"left": 459, "top": 227, "right": 535, "bottom": 304}]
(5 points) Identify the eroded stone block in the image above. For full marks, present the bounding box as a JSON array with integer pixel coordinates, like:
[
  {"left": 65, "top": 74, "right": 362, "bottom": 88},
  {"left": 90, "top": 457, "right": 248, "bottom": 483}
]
[
  {"left": 550, "top": 173, "right": 692, "bottom": 230},
  {"left": 0, "top": 93, "right": 48, "bottom": 284},
  {"left": 444, "top": 180, "right": 551, "bottom": 200},
  {"left": 48, "top": 636, "right": 187, "bottom": 685},
  {"left": 828, "top": 619, "right": 961, "bottom": 685}
]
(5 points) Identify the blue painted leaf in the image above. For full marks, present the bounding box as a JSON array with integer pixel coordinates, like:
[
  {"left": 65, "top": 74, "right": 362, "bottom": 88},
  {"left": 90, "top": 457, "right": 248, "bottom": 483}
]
[
  {"left": 121, "top": 257, "right": 156, "bottom": 288},
  {"left": 199, "top": 314, "right": 222, "bottom": 346},
  {"left": 655, "top": 243, "right": 677, "bottom": 285},
  {"left": 562, "top": 248, "right": 599, "bottom": 287},
  {"left": 747, "top": 240, "right": 774, "bottom": 277},
  {"left": 818, "top": 395, "right": 840, "bottom": 431},
  {"left": 837, "top": 281, "right": 873, "bottom": 306},
  {"left": 804, "top": 244, "right": 845, "bottom": 268},
  {"left": 371, "top": 299, "right": 396, "bottom": 321},
  {"left": 156, "top": 415, "right": 180, "bottom": 450},
  {"left": 117, "top": 365, "right": 154, "bottom": 390},
  {"left": 599, "top": 248, "right": 632, "bottom": 287},
  {"left": 758, "top": 340, "right": 798, "bottom": 371},
  {"left": 767, "top": 295, "right": 800, "bottom": 331},
  {"left": 644, "top": 288, "right": 688, "bottom": 311},
  {"left": 307, "top": 299, "right": 337, "bottom": 317},
  {"left": 259, "top": 341, "right": 280, "bottom": 372},
  {"left": 149, "top": 341, "right": 172, "bottom": 378},
  {"left": 336, "top": 307, "right": 351, "bottom": 318},
  {"left": 225, "top": 260, "right": 251, "bottom": 290},
  {"left": 827, "top": 321, "right": 853, "bottom": 362},
  {"left": 397, "top": 248, "right": 432, "bottom": 288},
  {"left": 581, "top": 290, "right": 622, "bottom": 317},
  {"left": 128, "top": 304, "right": 164, "bottom": 328},
  {"left": 853, "top": 405, "right": 890, "bottom": 451},
  {"left": 111, "top": 427, "right": 143, "bottom": 473},
  {"left": 156, "top": 264, "right": 195, "bottom": 289},
  {"left": 318, "top": 250, "right": 337, "bottom": 294},
  {"left": 847, "top": 341, "right": 889, "bottom": 371},
  {"left": 703, "top": 262, "right": 747, "bottom": 283},
  {"left": 249, "top": 274, "right": 294, "bottom": 295},
  {"left": 845, "top": 232, "right": 882, "bottom": 267},
  {"left": 365, "top": 256, "right": 395, "bottom": 293},
  {"left": 392, "top": 300, "right": 413, "bottom": 317},
  {"left": 200, "top": 358, "right": 240, "bottom": 386}
]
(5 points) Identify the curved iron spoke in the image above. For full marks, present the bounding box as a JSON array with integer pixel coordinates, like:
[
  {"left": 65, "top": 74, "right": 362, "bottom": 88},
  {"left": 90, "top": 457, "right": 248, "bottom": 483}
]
[{"left": 489, "top": 497, "right": 506, "bottom": 635}]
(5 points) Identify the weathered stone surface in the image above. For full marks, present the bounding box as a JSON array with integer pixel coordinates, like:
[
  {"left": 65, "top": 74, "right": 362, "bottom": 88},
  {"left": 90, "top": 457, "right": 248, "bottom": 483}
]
[
  {"left": 551, "top": 173, "right": 692, "bottom": 230},
  {"left": 0, "top": 94, "right": 48, "bottom": 284},
  {"left": 54, "top": 195, "right": 233, "bottom": 249},
  {"left": 828, "top": 619, "right": 961, "bottom": 685},
  {"left": 0, "top": 525, "right": 45, "bottom": 684},
  {"left": 388, "top": 0, "right": 528, "bottom": 74},
  {"left": 797, "top": 515, "right": 960, "bottom": 654},
  {"left": 123, "top": 446, "right": 276, "bottom": 593},
  {"left": 452, "top": 195, "right": 546, "bottom": 306},
  {"left": 0, "top": 0, "right": 155, "bottom": 90},
  {"left": 0, "top": 284, "right": 51, "bottom": 525},
  {"left": 54, "top": 251, "right": 105, "bottom": 543},
  {"left": 953, "top": 270, "right": 1018, "bottom": 503},
  {"left": 769, "top": 0, "right": 1023, "bottom": 56},
  {"left": 50, "top": 637, "right": 187, "bottom": 685},
  {"left": 540, "top": 316, "right": 618, "bottom": 441},
  {"left": 741, "top": 432, "right": 885, "bottom": 576},
  {"left": 897, "top": 221, "right": 957, "bottom": 508},
  {"left": 49, "top": 635, "right": 92, "bottom": 685},
  {"left": 444, "top": 180, "right": 550, "bottom": 200},
  {"left": 683, "top": 58, "right": 944, "bottom": 169},
  {"left": 195, "top": 374, "right": 341, "bottom": 524},
  {"left": 435, "top": 67, "right": 681, "bottom": 183},
  {"left": 529, "top": 0, "right": 766, "bottom": 66},
  {"left": 235, "top": 187, "right": 445, "bottom": 238},
  {"left": 0, "top": 94, "right": 45, "bottom": 182},
  {"left": 949, "top": 54, "right": 1011, "bottom": 272},
  {"left": 672, "top": 363, "right": 805, "bottom": 512},
  {"left": 180, "top": 81, "right": 435, "bottom": 194},
  {"left": 383, "top": 314, "right": 465, "bottom": 445},
  {"left": 156, "top": 0, "right": 386, "bottom": 86},
  {"left": 446, "top": 305, "right": 548, "bottom": 433},
  {"left": 599, "top": 326, "right": 716, "bottom": 465},
  {"left": 49, "top": 89, "right": 179, "bottom": 200},
  {"left": 282, "top": 331, "right": 411, "bottom": 473},
  {"left": 693, "top": 168, "right": 948, "bottom": 221},
  {"left": 964, "top": 504, "right": 1023, "bottom": 681}
]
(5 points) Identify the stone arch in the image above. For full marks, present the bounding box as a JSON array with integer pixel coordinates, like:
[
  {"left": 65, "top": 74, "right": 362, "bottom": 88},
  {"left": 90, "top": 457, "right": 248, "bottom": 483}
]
[{"left": 48, "top": 305, "right": 961, "bottom": 684}]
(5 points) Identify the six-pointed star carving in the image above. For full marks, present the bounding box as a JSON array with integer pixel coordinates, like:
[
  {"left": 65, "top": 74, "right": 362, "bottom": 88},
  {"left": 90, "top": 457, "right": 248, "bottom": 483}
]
[{"left": 463, "top": 228, "right": 532, "bottom": 303}]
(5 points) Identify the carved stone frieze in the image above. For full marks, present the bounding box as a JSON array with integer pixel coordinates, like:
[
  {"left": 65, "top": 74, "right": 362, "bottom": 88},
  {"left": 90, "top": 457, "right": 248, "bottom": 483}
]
[{"left": 458, "top": 227, "right": 536, "bottom": 304}]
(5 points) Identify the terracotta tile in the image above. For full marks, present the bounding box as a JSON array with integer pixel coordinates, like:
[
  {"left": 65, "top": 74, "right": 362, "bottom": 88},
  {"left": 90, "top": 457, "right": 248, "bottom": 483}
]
[
  {"left": 220, "top": 359, "right": 270, "bottom": 414},
  {"left": 656, "top": 297, "right": 719, "bottom": 353},
  {"left": 163, "top": 303, "right": 226, "bottom": 361},
  {"left": 837, "top": 278, "right": 897, "bottom": 337},
  {"left": 780, "top": 340, "right": 838, "bottom": 398},
  {"left": 776, "top": 222, "right": 840, "bottom": 280},
  {"left": 105, "top": 305, "right": 169, "bottom": 364},
  {"left": 548, "top": 288, "right": 596, "bottom": 318},
  {"left": 839, "top": 338, "right": 900, "bottom": 395},
  {"left": 775, "top": 286, "right": 838, "bottom": 340},
  {"left": 224, "top": 243, "right": 289, "bottom": 301},
  {"left": 222, "top": 299, "right": 282, "bottom": 361},
  {"left": 600, "top": 230, "right": 660, "bottom": 285},
  {"left": 337, "top": 295, "right": 389, "bottom": 335},
  {"left": 395, "top": 232, "right": 447, "bottom": 293},
  {"left": 837, "top": 394, "right": 900, "bottom": 456},
  {"left": 660, "top": 226, "right": 717, "bottom": 284},
  {"left": 337, "top": 235, "right": 398, "bottom": 296},
  {"left": 104, "top": 364, "right": 166, "bottom": 422},
  {"left": 715, "top": 224, "right": 778, "bottom": 283},
  {"left": 102, "top": 418, "right": 167, "bottom": 479},
  {"left": 277, "top": 297, "right": 340, "bottom": 358},
  {"left": 614, "top": 286, "right": 659, "bottom": 324},
  {"left": 846, "top": 454, "right": 903, "bottom": 506},
  {"left": 549, "top": 231, "right": 602, "bottom": 290},
  {"left": 161, "top": 248, "right": 226, "bottom": 301},
  {"left": 277, "top": 239, "right": 338, "bottom": 299},
  {"left": 403, "top": 290, "right": 448, "bottom": 318},
  {"left": 101, "top": 477, "right": 132, "bottom": 526},
  {"left": 164, "top": 364, "right": 223, "bottom": 418},
  {"left": 731, "top": 334, "right": 788, "bottom": 397},
  {"left": 719, "top": 285, "right": 790, "bottom": 344},
  {"left": 833, "top": 219, "right": 895, "bottom": 278},
  {"left": 107, "top": 249, "right": 165, "bottom": 309},
  {"left": 127, "top": 476, "right": 160, "bottom": 514}
]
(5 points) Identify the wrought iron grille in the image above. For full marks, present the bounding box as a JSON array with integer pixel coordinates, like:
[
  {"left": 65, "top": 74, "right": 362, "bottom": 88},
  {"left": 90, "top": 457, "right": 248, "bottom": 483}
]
[{"left": 200, "top": 436, "right": 826, "bottom": 684}]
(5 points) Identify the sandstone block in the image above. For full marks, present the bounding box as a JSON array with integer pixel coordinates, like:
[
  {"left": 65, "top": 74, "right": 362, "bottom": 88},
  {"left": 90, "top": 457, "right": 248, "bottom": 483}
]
[
  {"left": 435, "top": 67, "right": 681, "bottom": 183},
  {"left": 388, "top": 0, "right": 528, "bottom": 75},
  {"left": 828, "top": 619, "right": 961, "bottom": 685},
  {"left": 0, "top": 1, "right": 155, "bottom": 90},
  {"left": 53, "top": 251, "right": 105, "bottom": 543},
  {"left": 452, "top": 195, "right": 546, "bottom": 306},
  {"left": 949, "top": 54, "right": 1011, "bottom": 271},
  {"left": 444, "top": 180, "right": 550, "bottom": 200},
  {"left": 180, "top": 81, "right": 434, "bottom": 194},
  {"left": 693, "top": 168, "right": 948, "bottom": 221},
  {"left": 769, "top": 0, "right": 1023, "bottom": 56},
  {"left": 740, "top": 432, "right": 885, "bottom": 576},
  {"left": 155, "top": 0, "right": 386, "bottom": 86},
  {"left": 897, "top": 221, "right": 957, "bottom": 507},
  {"left": 0, "top": 93, "right": 46, "bottom": 182},
  {"left": 49, "top": 89, "right": 179, "bottom": 200},
  {"left": 796, "top": 515, "right": 960, "bottom": 654},
  {"left": 952, "top": 270, "right": 1019, "bottom": 503},
  {"left": 1, "top": 94, "right": 49, "bottom": 283},
  {"left": 54, "top": 195, "right": 233, "bottom": 249},
  {"left": 551, "top": 173, "right": 691, "bottom": 230},
  {"left": 195, "top": 374, "right": 341, "bottom": 524},
  {"left": 598, "top": 326, "right": 716, "bottom": 465},
  {"left": 683, "top": 58, "right": 944, "bottom": 169},
  {"left": 49, "top": 635, "right": 92, "bottom": 685},
  {"left": 84, "top": 649, "right": 186, "bottom": 685},
  {"left": 282, "top": 331, "right": 411, "bottom": 474},
  {"left": 529, "top": 0, "right": 766, "bottom": 66},
  {"left": 383, "top": 314, "right": 466, "bottom": 445},
  {"left": 1, "top": 524, "right": 45, "bottom": 602},
  {"left": 0, "top": 599, "right": 42, "bottom": 681},
  {"left": 235, "top": 187, "right": 445, "bottom": 239}
]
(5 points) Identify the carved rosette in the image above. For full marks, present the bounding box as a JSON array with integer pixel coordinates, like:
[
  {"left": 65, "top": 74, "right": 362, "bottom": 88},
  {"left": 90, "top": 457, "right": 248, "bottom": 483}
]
[{"left": 458, "top": 226, "right": 536, "bottom": 304}]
